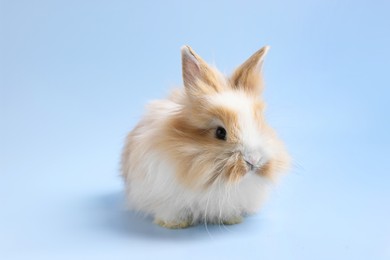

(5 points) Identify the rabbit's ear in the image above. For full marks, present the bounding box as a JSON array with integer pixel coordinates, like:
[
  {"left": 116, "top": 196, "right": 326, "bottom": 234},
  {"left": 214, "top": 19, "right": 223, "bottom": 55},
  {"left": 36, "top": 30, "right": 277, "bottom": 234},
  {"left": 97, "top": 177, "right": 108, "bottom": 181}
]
[
  {"left": 181, "top": 46, "right": 222, "bottom": 96},
  {"left": 230, "top": 46, "right": 270, "bottom": 94}
]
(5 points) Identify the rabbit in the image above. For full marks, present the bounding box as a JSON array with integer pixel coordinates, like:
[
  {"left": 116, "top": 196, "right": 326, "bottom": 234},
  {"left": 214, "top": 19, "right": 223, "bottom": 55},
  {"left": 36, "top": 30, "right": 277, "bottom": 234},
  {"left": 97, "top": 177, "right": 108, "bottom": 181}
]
[{"left": 121, "top": 45, "right": 290, "bottom": 229}]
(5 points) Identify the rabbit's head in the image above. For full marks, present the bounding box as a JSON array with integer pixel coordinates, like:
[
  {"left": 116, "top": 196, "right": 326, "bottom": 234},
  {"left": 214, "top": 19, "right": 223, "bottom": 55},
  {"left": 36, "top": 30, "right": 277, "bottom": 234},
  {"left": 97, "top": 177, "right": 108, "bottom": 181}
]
[{"left": 159, "top": 46, "right": 290, "bottom": 189}]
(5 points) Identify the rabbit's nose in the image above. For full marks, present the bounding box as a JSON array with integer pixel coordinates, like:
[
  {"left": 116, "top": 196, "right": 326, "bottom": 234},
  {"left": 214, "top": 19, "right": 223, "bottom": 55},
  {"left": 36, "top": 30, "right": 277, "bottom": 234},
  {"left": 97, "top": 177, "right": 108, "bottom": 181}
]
[
  {"left": 244, "top": 152, "right": 262, "bottom": 169},
  {"left": 244, "top": 160, "right": 255, "bottom": 171}
]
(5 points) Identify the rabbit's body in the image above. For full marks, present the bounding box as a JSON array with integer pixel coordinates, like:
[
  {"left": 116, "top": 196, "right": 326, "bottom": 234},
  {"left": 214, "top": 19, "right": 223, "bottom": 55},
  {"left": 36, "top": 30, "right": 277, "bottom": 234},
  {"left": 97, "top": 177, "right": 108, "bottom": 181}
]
[{"left": 122, "top": 46, "right": 290, "bottom": 228}]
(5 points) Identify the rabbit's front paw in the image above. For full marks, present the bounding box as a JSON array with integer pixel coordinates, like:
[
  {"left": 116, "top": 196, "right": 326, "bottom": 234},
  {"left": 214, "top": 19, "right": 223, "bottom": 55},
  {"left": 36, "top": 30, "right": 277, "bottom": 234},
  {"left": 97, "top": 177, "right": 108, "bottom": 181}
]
[
  {"left": 154, "top": 219, "right": 192, "bottom": 229},
  {"left": 222, "top": 216, "right": 243, "bottom": 225}
]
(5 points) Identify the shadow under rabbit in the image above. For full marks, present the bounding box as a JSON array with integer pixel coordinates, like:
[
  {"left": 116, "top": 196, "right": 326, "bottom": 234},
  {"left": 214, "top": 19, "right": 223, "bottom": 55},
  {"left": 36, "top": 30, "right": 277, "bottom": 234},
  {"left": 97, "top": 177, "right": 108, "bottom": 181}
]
[{"left": 87, "top": 190, "right": 265, "bottom": 241}]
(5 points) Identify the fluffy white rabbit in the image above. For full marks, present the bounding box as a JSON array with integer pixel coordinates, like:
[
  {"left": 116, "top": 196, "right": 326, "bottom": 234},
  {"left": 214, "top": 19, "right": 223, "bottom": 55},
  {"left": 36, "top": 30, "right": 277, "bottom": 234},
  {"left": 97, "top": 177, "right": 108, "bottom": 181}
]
[{"left": 121, "top": 46, "right": 290, "bottom": 228}]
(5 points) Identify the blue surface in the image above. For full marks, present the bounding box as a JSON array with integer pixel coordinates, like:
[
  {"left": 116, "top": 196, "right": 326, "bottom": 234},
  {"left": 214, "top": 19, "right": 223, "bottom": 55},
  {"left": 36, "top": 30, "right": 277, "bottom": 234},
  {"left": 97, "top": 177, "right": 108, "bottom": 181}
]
[{"left": 1, "top": 0, "right": 389, "bottom": 259}]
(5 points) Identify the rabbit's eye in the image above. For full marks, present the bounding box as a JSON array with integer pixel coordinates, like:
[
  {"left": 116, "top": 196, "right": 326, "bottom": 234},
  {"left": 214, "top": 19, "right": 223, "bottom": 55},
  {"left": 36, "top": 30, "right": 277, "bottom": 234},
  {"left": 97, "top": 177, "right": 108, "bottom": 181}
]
[{"left": 215, "top": 126, "right": 227, "bottom": 140}]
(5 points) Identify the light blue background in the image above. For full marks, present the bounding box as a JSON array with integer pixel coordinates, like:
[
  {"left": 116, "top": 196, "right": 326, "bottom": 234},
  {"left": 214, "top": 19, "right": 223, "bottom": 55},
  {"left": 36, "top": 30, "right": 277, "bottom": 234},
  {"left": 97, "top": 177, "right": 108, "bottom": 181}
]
[{"left": 1, "top": 0, "right": 389, "bottom": 259}]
